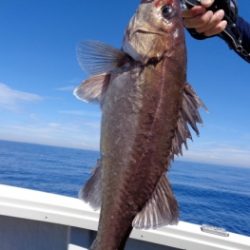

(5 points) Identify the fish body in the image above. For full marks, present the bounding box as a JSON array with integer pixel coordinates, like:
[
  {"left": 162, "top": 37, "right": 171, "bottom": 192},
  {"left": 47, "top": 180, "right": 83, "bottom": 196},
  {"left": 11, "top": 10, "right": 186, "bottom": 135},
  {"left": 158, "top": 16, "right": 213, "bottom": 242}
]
[{"left": 74, "top": 0, "right": 204, "bottom": 249}]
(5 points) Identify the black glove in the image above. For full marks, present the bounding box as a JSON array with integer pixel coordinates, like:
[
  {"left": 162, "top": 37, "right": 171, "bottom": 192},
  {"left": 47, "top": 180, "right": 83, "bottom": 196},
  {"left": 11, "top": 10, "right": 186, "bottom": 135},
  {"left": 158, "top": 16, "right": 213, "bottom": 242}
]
[{"left": 183, "top": 0, "right": 250, "bottom": 63}]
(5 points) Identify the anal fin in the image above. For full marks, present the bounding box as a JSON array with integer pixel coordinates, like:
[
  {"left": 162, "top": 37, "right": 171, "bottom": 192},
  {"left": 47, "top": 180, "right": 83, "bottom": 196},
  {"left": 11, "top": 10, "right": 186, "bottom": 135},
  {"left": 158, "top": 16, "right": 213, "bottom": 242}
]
[
  {"left": 79, "top": 160, "right": 102, "bottom": 210},
  {"left": 132, "top": 175, "right": 178, "bottom": 229}
]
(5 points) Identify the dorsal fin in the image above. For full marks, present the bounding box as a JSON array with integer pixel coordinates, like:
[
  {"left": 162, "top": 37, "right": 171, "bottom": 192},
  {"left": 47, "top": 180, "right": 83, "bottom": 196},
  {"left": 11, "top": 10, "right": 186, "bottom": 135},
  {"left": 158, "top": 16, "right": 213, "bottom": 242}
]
[
  {"left": 132, "top": 175, "right": 178, "bottom": 229},
  {"left": 171, "top": 83, "right": 206, "bottom": 157}
]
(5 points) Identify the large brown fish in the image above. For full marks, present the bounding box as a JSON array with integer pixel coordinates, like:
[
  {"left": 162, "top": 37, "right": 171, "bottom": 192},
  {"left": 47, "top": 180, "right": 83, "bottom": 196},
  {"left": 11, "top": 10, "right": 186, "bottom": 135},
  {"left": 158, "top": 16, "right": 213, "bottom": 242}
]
[{"left": 74, "top": 0, "right": 204, "bottom": 249}]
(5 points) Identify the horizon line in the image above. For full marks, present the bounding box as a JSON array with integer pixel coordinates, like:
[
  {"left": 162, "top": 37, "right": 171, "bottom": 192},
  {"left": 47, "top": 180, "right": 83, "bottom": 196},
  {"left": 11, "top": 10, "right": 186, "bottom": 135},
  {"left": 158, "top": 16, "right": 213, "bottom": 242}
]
[{"left": 1, "top": 138, "right": 249, "bottom": 169}]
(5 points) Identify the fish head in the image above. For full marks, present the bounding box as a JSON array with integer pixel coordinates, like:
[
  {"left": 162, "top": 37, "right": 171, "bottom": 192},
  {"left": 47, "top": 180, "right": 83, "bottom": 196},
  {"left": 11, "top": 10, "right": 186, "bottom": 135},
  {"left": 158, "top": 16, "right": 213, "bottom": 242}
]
[{"left": 123, "top": 0, "right": 185, "bottom": 64}]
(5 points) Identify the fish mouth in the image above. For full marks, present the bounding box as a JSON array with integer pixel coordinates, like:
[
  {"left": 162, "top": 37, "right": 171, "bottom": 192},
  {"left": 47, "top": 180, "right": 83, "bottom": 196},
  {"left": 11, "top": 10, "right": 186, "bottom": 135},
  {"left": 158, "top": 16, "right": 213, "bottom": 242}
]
[
  {"left": 141, "top": 0, "right": 154, "bottom": 3},
  {"left": 132, "top": 29, "right": 164, "bottom": 36}
]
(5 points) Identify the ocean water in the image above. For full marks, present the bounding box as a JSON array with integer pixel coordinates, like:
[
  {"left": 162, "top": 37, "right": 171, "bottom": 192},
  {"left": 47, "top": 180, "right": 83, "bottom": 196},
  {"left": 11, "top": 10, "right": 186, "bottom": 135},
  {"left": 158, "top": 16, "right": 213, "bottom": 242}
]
[{"left": 0, "top": 140, "right": 250, "bottom": 236}]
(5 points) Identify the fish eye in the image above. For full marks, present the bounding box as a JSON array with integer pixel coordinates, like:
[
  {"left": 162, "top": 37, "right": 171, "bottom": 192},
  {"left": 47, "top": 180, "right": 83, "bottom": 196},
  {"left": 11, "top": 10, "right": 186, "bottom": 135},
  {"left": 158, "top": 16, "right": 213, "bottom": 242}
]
[{"left": 161, "top": 5, "right": 174, "bottom": 19}]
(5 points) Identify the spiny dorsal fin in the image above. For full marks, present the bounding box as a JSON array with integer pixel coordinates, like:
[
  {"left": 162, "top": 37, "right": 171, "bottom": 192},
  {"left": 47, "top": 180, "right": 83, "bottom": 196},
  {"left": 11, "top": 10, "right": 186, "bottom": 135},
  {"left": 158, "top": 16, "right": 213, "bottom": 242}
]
[
  {"left": 77, "top": 40, "right": 128, "bottom": 75},
  {"left": 171, "top": 83, "right": 206, "bottom": 157},
  {"left": 132, "top": 175, "right": 178, "bottom": 229},
  {"left": 73, "top": 73, "right": 110, "bottom": 103},
  {"left": 79, "top": 160, "right": 102, "bottom": 210}
]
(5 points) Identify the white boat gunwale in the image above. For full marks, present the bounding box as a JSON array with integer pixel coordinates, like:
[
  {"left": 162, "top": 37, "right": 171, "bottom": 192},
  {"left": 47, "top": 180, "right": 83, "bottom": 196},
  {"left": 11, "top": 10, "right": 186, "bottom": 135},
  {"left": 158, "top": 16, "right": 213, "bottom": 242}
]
[{"left": 0, "top": 184, "right": 249, "bottom": 250}]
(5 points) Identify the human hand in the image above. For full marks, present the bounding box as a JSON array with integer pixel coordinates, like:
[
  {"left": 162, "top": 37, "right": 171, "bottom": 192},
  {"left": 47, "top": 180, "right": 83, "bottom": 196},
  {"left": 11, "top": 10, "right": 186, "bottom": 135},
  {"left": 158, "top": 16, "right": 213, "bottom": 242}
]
[{"left": 182, "top": 0, "right": 227, "bottom": 37}]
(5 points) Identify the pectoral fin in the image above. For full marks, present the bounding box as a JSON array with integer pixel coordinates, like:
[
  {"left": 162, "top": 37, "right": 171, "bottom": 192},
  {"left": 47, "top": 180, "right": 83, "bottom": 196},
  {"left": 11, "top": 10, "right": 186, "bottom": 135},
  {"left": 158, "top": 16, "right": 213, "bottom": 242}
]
[
  {"left": 132, "top": 175, "right": 178, "bottom": 229},
  {"left": 73, "top": 73, "right": 110, "bottom": 103},
  {"left": 75, "top": 40, "right": 130, "bottom": 103},
  {"left": 77, "top": 40, "right": 129, "bottom": 75}
]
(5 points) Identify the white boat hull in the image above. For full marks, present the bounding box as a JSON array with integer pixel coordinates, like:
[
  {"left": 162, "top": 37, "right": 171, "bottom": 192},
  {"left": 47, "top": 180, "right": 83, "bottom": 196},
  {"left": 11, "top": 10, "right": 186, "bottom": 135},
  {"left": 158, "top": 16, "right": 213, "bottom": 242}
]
[{"left": 0, "top": 184, "right": 249, "bottom": 250}]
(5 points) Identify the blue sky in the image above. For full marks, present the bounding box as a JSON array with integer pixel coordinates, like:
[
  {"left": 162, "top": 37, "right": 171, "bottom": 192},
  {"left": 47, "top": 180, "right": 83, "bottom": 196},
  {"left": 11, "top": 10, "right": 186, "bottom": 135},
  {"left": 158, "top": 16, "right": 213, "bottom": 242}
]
[{"left": 0, "top": 0, "right": 249, "bottom": 167}]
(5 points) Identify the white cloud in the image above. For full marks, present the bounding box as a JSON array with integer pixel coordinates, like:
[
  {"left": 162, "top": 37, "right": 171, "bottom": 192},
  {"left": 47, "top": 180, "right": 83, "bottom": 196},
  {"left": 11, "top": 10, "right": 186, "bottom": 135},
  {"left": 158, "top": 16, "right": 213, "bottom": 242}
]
[
  {"left": 182, "top": 144, "right": 250, "bottom": 168},
  {"left": 56, "top": 85, "right": 76, "bottom": 92},
  {"left": 0, "top": 121, "right": 100, "bottom": 150},
  {"left": 0, "top": 116, "right": 250, "bottom": 167},
  {"left": 48, "top": 122, "right": 61, "bottom": 128},
  {"left": 59, "top": 110, "right": 101, "bottom": 118},
  {"left": 0, "top": 83, "right": 43, "bottom": 110}
]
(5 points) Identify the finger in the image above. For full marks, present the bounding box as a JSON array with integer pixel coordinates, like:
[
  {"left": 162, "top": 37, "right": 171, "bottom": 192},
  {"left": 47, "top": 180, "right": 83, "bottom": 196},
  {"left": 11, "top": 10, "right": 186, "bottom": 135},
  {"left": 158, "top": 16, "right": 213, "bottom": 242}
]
[
  {"left": 184, "top": 10, "right": 213, "bottom": 29},
  {"left": 196, "top": 9, "right": 225, "bottom": 33},
  {"left": 200, "top": 0, "right": 215, "bottom": 8},
  {"left": 204, "top": 20, "right": 227, "bottom": 36},
  {"left": 182, "top": 6, "right": 205, "bottom": 18}
]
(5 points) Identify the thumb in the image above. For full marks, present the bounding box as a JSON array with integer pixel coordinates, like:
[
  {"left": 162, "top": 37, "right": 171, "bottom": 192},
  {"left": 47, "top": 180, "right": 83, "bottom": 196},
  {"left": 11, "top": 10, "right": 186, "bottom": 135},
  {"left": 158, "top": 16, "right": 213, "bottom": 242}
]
[{"left": 200, "top": 0, "right": 214, "bottom": 8}]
